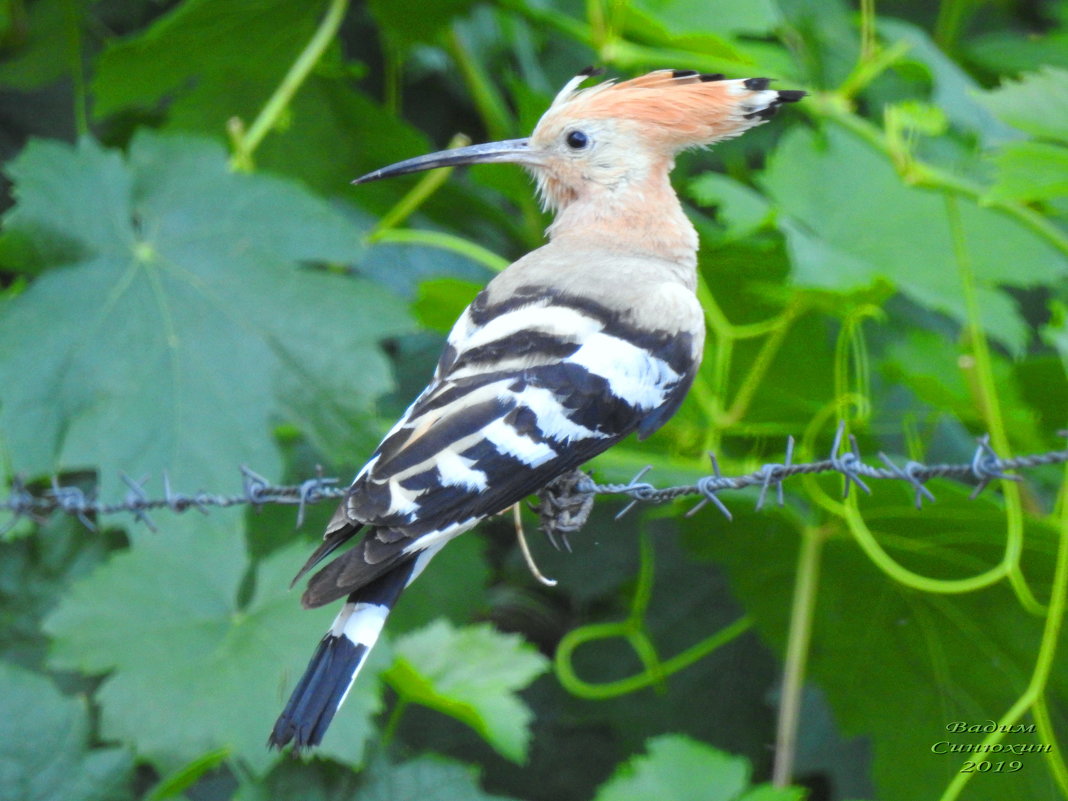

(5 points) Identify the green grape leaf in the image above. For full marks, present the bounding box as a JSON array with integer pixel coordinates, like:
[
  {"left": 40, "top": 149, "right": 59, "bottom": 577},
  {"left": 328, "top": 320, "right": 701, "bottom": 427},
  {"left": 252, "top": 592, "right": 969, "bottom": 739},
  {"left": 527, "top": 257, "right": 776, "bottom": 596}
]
[
  {"left": 384, "top": 620, "right": 549, "bottom": 763},
  {"left": 0, "top": 133, "right": 410, "bottom": 500},
  {"left": 0, "top": 133, "right": 130, "bottom": 274},
  {"left": 738, "top": 787, "right": 808, "bottom": 801},
  {"left": 878, "top": 19, "right": 1018, "bottom": 144},
  {"left": 688, "top": 173, "right": 773, "bottom": 242},
  {"left": 763, "top": 125, "right": 1067, "bottom": 353},
  {"left": 0, "top": 513, "right": 114, "bottom": 666},
  {"left": 367, "top": 0, "right": 479, "bottom": 47},
  {"left": 986, "top": 141, "right": 1068, "bottom": 203},
  {"left": 0, "top": 0, "right": 77, "bottom": 90},
  {"left": 977, "top": 67, "right": 1068, "bottom": 143},
  {"left": 82, "top": 0, "right": 482, "bottom": 205},
  {"left": 356, "top": 755, "right": 520, "bottom": 801},
  {"left": 413, "top": 278, "right": 482, "bottom": 333},
  {"left": 87, "top": 0, "right": 443, "bottom": 201},
  {"left": 91, "top": 0, "right": 324, "bottom": 123},
  {"left": 967, "top": 31, "right": 1068, "bottom": 76},
  {"left": 593, "top": 734, "right": 798, "bottom": 801},
  {"left": 628, "top": 0, "right": 781, "bottom": 39},
  {"left": 236, "top": 753, "right": 517, "bottom": 801},
  {"left": 388, "top": 534, "right": 490, "bottom": 633},
  {"left": 0, "top": 661, "right": 133, "bottom": 801},
  {"left": 255, "top": 80, "right": 433, "bottom": 197},
  {"left": 882, "top": 327, "right": 1044, "bottom": 449},
  {"left": 91, "top": 0, "right": 436, "bottom": 195},
  {"left": 685, "top": 485, "right": 1068, "bottom": 801},
  {"left": 44, "top": 533, "right": 384, "bottom": 774}
]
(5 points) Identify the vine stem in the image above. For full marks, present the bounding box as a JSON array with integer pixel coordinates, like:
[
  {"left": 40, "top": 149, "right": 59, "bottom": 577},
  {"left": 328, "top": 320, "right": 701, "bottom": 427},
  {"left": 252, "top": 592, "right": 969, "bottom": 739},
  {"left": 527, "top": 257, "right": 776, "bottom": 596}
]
[
  {"left": 936, "top": 466, "right": 1068, "bottom": 801},
  {"left": 772, "top": 525, "right": 826, "bottom": 787},
  {"left": 366, "top": 134, "right": 472, "bottom": 238},
  {"left": 371, "top": 229, "right": 509, "bottom": 273},
  {"left": 843, "top": 499, "right": 1010, "bottom": 592},
  {"left": 554, "top": 534, "right": 753, "bottom": 699},
  {"left": 554, "top": 617, "right": 753, "bottom": 699},
  {"left": 944, "top": 194, "right": 1043, "bottom": 615},
  {"left": 63, "top": 0, "right": 88, "bottom": 137},
  {"left": 858, "top": 0, "right": 876, "bottom": 64},
  {"left": 447, "top": 26, "right": 513, "bottom": 142},
  {"left": 691, "top": 275, "right": 806, "bottom": 454},
  {"left": 228, "top": 0, "right": 349, "bottom": 171},
  {"left": 447, "top": 23, "right": 543, "bottom": 244},
  {"left": 379, "top": 697, "right": 409, "bottom": 750},
  {"left": 834, "top": 305, "right": 883, "bottom": 424},
  {"left": 934, "top": 0, "right": 974, "bottom": 52},
  {"left": 796, "top": 402, "right": 1013, "bottom": 596}
]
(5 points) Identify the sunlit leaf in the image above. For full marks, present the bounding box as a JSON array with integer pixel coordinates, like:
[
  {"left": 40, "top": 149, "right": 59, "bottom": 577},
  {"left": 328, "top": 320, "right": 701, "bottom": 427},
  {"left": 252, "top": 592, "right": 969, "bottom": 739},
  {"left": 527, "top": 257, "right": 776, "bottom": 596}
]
[
  {"left": 356, "top": 755, "right": 520, "bottom": 801},
  {"left": 593, "top": 734, "right": 802, "bottom": 801},
  {"left": 986, "top": 141, "right": 1068, "bottom": 203},
  {"left": 878, "top": 19, "right": 1018, "bottom": 144},
  {"left": 978, "top": 67, "right": 1068, "bottom": 143},
  {"left": 763, "top": 125, "right": 1067, "bottom": 353},
  {"left": 385, "top": 620, "right": 549, "bottom": 763}
]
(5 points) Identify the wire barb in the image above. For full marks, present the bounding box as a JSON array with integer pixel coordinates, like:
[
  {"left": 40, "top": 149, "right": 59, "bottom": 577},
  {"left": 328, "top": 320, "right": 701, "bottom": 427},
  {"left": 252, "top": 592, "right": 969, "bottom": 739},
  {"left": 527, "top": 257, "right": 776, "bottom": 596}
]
[
  {"left": 968, "top": 435, "right": 1018, "bottom": 499},
  {"left": 611, "top": 466, "right": 656, "bottom": 521},
  {"left": 162, "top": 471, "right": 210, "bottom": 516},
  {"left": 121, "top": 473, "right": 157, "bottom": 532},
  {"left": 688, "top": 452, "right": 733, "bottom": 520},
  {"left": 828, "top": 422, "right": 872, "bottom": 499},
  {"left": 241, "top": 465, "right": 274, "bottom": 507},
  {"left": 0, "top": 477, "right": 36, "bottom": 535},
  {"left": 877, "top": 452, "right": 936, "bottom": 509},
  {"left": 295, "top": 471, "right": 338, "bottom": 528},
  {"left": 49, "top": 477, "right": 97, "bottom": 531},
  {"left": 755, "top": 435, "right": 796, "bottom": 512}
]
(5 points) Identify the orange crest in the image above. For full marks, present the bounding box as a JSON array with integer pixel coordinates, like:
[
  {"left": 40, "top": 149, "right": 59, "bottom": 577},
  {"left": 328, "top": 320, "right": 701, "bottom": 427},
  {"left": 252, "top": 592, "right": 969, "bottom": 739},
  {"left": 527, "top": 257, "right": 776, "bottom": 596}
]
[{"left": 540, "top": 68, "right": 800, "bottom": 151}]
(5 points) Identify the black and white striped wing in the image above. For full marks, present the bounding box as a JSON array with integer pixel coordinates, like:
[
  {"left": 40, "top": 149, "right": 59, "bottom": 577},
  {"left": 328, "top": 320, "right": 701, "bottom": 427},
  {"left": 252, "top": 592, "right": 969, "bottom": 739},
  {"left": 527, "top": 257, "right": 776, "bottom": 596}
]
[{"left": 299, "top": 287, "right": 697, "bottom": 607}]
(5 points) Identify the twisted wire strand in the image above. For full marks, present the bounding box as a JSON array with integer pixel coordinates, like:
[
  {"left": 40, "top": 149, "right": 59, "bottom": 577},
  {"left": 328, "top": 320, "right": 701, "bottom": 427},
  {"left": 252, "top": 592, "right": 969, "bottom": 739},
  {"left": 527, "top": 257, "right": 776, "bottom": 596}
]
[{"left": 3, "top": 424, "right": 1067, "bottom": 535}]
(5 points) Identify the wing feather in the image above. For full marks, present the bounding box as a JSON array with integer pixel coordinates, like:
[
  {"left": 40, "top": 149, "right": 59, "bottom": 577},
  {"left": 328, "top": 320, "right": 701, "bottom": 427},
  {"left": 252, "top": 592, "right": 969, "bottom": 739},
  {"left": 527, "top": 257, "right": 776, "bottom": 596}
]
[{"left": 299, "top": 286, "right": 698, "bottom": 605}]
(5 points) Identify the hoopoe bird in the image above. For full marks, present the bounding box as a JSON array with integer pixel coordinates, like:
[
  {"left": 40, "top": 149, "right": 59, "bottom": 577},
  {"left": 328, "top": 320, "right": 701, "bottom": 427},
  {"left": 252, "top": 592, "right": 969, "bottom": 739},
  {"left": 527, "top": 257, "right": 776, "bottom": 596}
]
[{"left": 269, "top": 68, "right": 804, "bottom": 750}]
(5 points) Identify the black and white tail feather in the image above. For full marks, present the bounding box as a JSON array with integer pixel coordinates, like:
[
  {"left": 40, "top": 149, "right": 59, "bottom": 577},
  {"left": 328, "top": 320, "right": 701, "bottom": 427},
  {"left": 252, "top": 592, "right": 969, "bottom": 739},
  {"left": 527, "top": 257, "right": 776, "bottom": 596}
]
[
  {"left": 268, "top": 562, "right": 413, "bottom": 748},
  {"left": 268, "top": 68, "right": 804, "bottom": 752}
]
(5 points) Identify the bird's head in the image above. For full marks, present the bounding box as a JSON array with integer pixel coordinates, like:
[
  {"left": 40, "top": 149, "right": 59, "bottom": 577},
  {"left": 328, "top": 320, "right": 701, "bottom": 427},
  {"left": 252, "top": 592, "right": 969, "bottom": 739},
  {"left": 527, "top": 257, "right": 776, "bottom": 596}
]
[{"left": 355, "top": 68, "right": 804, "bottom": 213}]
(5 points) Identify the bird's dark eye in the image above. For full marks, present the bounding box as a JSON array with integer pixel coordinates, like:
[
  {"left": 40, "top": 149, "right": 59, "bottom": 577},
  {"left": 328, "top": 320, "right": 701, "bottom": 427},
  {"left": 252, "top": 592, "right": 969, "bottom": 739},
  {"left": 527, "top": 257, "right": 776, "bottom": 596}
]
[{"left": 565, "top": 130, "right": 589, "bottom": 150}]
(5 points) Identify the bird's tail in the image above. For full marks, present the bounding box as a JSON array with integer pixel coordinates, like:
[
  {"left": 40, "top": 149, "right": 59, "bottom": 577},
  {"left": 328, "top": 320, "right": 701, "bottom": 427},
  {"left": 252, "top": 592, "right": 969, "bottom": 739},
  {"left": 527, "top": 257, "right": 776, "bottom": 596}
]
[{"left": 268, "top": 559, "right": 416, "bottom": 750}]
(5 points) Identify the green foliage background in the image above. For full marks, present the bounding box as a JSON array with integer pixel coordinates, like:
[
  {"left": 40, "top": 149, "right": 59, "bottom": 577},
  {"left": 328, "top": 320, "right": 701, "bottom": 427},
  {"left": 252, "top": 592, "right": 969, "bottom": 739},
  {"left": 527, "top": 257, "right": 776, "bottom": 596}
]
[{"left": 1, "top": 0, "right": 1067, "bottom": 799}]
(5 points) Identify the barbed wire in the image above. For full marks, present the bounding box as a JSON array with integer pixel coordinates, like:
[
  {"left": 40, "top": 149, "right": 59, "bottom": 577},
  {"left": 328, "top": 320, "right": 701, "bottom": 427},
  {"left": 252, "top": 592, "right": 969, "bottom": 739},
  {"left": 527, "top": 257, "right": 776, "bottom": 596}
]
[
  {"left": 3, "top": 424, "right": 1067, "bottom": 538},
  {"left": 582, "top": 425, "right": 1068, "bottom": 521}
]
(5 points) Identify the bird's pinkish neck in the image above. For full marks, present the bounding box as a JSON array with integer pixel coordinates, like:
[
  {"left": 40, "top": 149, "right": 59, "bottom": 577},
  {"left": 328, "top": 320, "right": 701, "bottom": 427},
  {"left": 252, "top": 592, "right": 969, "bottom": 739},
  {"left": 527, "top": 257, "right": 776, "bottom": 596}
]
[{"left": 546, "top": 172, "right": 699, "bottom": 270}]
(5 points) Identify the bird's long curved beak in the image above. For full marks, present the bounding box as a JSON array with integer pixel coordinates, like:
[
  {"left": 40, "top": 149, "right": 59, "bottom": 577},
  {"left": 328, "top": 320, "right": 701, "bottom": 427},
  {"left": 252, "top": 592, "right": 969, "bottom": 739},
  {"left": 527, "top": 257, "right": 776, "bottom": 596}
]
[{"left": 353, "top": 138, "right": 538, "bottom": 184}]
